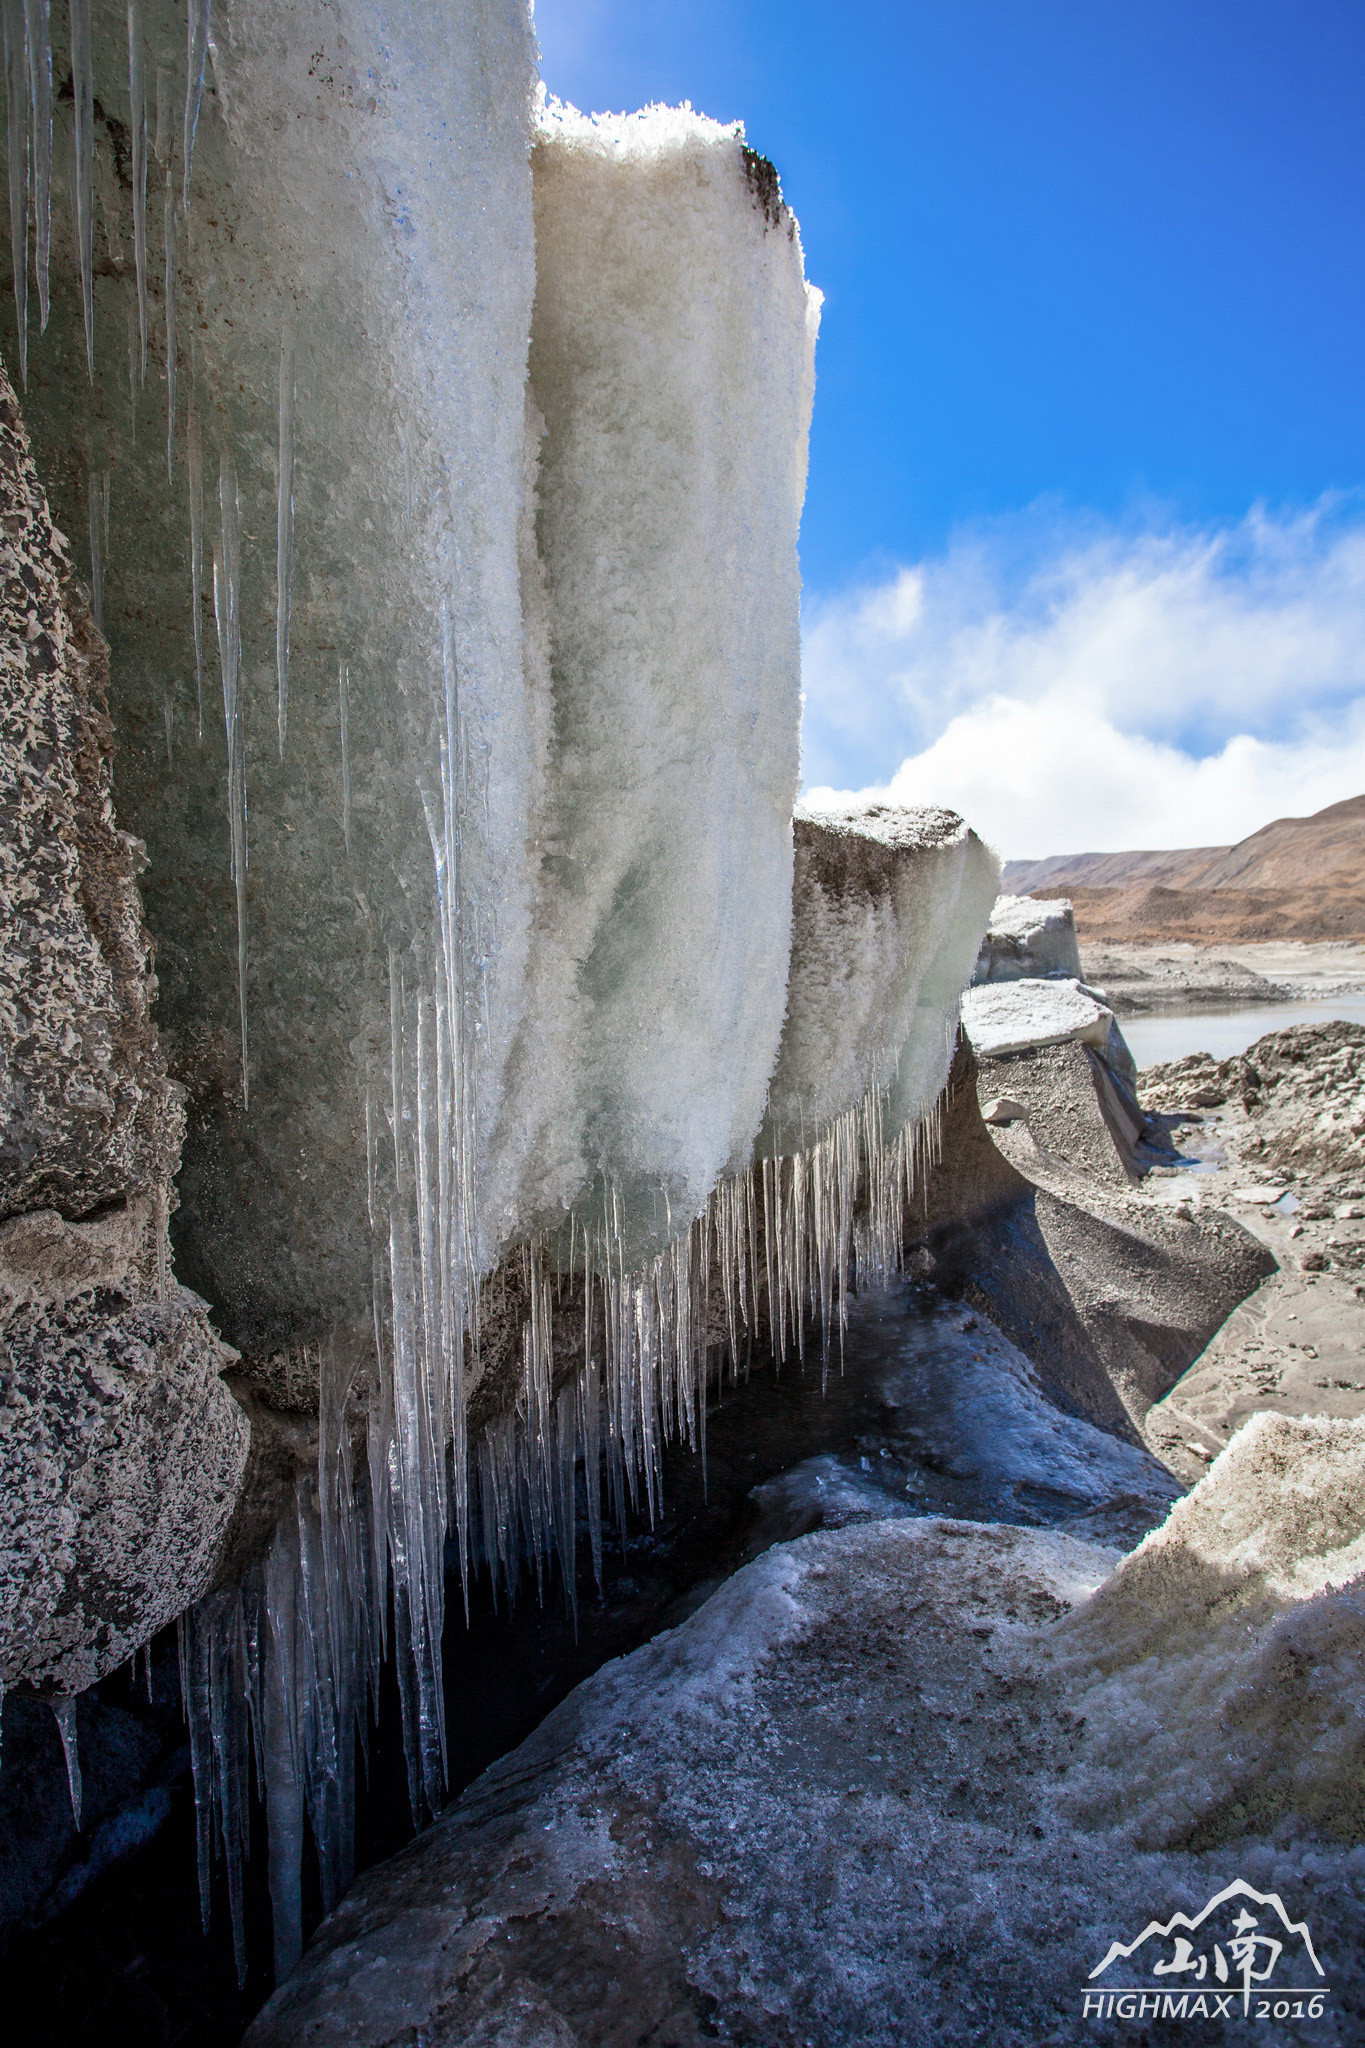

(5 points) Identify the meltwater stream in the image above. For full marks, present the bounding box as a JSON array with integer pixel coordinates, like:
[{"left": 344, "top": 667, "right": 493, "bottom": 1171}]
[{"left": 3, "top": 1282, "right": 1176, "bottom": 2046}]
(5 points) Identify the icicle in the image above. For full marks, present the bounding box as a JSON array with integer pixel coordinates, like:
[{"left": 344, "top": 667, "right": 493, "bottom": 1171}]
[
  {"left": 162, "top": 167, "right": 176, "bottom": 477},
  {"left": 68, "top": 0, "right": 92, "bottom": 377},
  {"left": 4, "top": 0, "right": 29, "bottom": 389},
  {"left": 86, "top": 465, "right": 107, "bottom": 630},
  {"left": 23, "top": 0, "right": 48, "bottom": 332},
  {"left": 460, "top": 1069, "right": 952, "bottom": 1610},
  {"left": 176, "top": 1607, "right": 213, "bottom": 1933},
  {"left": 181, "top": 0, "right": 210, "bottom": 215},
  {"left": 275, "top": 327, "right": 294, "bottom": 757},
  {"left": 51, "top": 1696, "right": 82, "bottom": 1827},
  {"left": 262, "top": 1509, "right": 304, "bottom": 1980},
  {"left": 126, "top": 0, "right": 147, "bottom": 379},
  {"left": 338, "top": 659, "right": 351, "bottom": 853},
  {"left": 212, "top": 448, "right": 248, "bottom": 1108},
  {"left": 125, "top": 297, "right": 139, "bottom": 436},
  {"left": 186, "top": 380, "right": 204, "bottom": 736},
  {"left": 209, "top": 1603, "right": 251, "bottom": 1983},
  {"left": 152, "top": 60, "right": 170, "bottom": 162}
]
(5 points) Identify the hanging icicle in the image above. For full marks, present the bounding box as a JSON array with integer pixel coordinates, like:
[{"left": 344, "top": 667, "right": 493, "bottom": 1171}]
[
  {"left": 338, "top": 659, "right": 351, "bottom": 853},
  {"left": 126, "top": 0, "right": 147, "bottom": 380},
  {"left": 68, "top": 0, "right": 93, "bottom": 377},
  {"left": 4, "top": 0, "right": 29, "bottom": 389},
  {"left": 51, "top": 1695, "right": 82, "bottom": 1828},
  {"left": 212, "top": 448, "right": 248, "bottom": 1107},
  {"left": 275, "top": 326, "right": 294, "bottom": 757},
  {"left": 180, "top": 1384, "right": 379, "bottom": 1989},
  {"left": 162, "top": 166, "right": 176, "bottom": 478},
  {"left": 24, "top": 0, "right": 50, "bottom": 332},
  {"left": 181, "top": 0, "right": 210, "bottom": 215},
  {"left": 186, "top": 374, "right": 203, "bottom": 737}
]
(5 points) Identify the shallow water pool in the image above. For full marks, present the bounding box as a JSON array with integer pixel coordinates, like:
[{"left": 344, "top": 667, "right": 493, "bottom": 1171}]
[{"left": 1123, "top": 997, "right": 1365, "bottom": 1069}]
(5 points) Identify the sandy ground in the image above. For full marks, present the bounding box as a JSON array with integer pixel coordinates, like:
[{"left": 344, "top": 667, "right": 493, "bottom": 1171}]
[
  {"left": 1138, "top": 1092, "right": 1365, "bottom": 1480},
  {"left": 1080, "top": 938, "right": 1365, "bottom": 1014}
]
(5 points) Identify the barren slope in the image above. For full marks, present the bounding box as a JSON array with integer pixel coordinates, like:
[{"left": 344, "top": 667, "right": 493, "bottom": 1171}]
[
  {"left": 1003, "top": 845, "right": 1229, "bottom": 893},
  {"left": 1009, "top": 795, "right": 1365, "bottom": 943},
  {"left": 1061, "top": 882, "right": 1365, "bottom": 944}
]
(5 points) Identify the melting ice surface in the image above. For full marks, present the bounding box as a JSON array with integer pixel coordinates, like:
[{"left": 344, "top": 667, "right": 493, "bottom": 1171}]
[{"left": 741, "top": 1287, "right": 1180, "bottom": 1556}]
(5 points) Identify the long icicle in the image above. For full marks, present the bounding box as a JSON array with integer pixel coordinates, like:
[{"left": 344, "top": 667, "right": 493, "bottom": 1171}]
[
  {"left": 186, "top": 375, "right": 204, "bottom": 736},
  {"left": 67, "top": 0, "right": 92, "bottom": 376},
  {"left": 23, "top": 0, "right": 48, "bottom": 331},
  {"left": 51, "top": 1696, "right": 82, "bottom": 1827},
  {"left": 126, "top": 0, "right": 147, "bottom": 378},
  {"left": 275, "top": 326, "right": 294, "bottom": 757},
  {"left": 3, "top": 0, "right": 28, "bottom": 388},
  {"left": 338, "top": 659, "right": 351, "bottom": 853},
  {"left": 182, "top": 0, "right": 210, "bottom": 214},
  {"left": 212, "top": 447, "right": 248, "bottom": 1107},
  {"left": 162, "top": 163, "right": 176, "bottom": 476}
]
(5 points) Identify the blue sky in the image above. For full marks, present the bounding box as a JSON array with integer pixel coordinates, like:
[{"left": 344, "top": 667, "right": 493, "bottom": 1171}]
[{"left": 534, "top": 1, "right": 1365, "bottom": 856}]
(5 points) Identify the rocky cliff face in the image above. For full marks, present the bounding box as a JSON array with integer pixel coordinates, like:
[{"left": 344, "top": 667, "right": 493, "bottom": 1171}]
[
  {"left": 0, "top": 366, "right": 246, "bottom": 1699},
  {"left": 0, "top": 378, "right": 177, "bottom": 1219}
]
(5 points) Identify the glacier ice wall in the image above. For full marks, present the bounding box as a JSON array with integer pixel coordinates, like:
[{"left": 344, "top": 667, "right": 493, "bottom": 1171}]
[
  {"left": 4, "top": 0, "right": 541, "bottom": 1355},
  {"left": 485, "top": 102, "right": 820, "bottom": 1266},
  {"left": 0, "top": 10, "right": 1000, "bottom": 1988},
  {"left": 0, "top": 0, "right": 541, "bottom": 1908}
]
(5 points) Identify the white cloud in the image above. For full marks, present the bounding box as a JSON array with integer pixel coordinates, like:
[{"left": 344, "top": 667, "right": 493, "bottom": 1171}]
[{"left": 800, "top": 502, "right": 1365, "bottom": 859}]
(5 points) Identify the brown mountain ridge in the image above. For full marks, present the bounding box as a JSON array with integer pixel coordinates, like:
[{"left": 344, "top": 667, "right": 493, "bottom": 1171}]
[{"left": 1002, "top": 795, "right": 1365, "bottom": 944}]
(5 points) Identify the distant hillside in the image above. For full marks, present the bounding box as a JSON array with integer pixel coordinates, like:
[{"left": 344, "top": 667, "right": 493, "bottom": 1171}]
[
  {"left": 1006, "top": 795, "right": 1365, "bottom": 944},
  {"left": 1059, "top": 883, "right": 1365, "bottom": 945},
  {"left": 1193, "top": 793, "right": 1365, "bottom": 890},
  {"left": 1002, "top": 845, "right": 1229, "bottom": 893}
]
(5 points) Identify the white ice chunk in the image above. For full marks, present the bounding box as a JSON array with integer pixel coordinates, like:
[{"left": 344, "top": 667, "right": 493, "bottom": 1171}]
[
  {"left": 961, "top": 976, "right": 1118, "bottom": 1060},
  {"left": 485, "top": 102, "right": 819, "bottom": 1263},
  {"left": 764, "top": 801, "right": 1000, "bottom": 1151},
  {"left": 973, "top": 892, "right": 1082, "bottom": 983}
]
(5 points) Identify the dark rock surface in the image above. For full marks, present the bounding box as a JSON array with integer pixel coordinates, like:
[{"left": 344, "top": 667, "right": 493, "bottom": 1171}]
[
  {"left": 0, "top": 1280, "right": 247, "bottom": 1696},
  {"left": 0, "top": 363, "right": 247, "bottom": 1697},
  {"left": 1145, "top": 1021, "right": 1365, "bottom": 1183},
  {"left": 909, "top": 1038, "right": 1275, "bottom": 1436},
  {"left": 0, "top": 369, "right": 177, "bottom": 1221}
]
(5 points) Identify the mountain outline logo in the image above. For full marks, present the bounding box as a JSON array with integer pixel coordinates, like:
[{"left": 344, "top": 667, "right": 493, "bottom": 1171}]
[{"left": 1082, "top": 1878, "right": 1330, "bottom": 2023}]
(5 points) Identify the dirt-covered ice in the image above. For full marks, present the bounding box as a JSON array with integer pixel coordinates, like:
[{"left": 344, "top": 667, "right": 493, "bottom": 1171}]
[{"left": 244, "top": 1417, "right": 1365, "bottom": 2048}]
